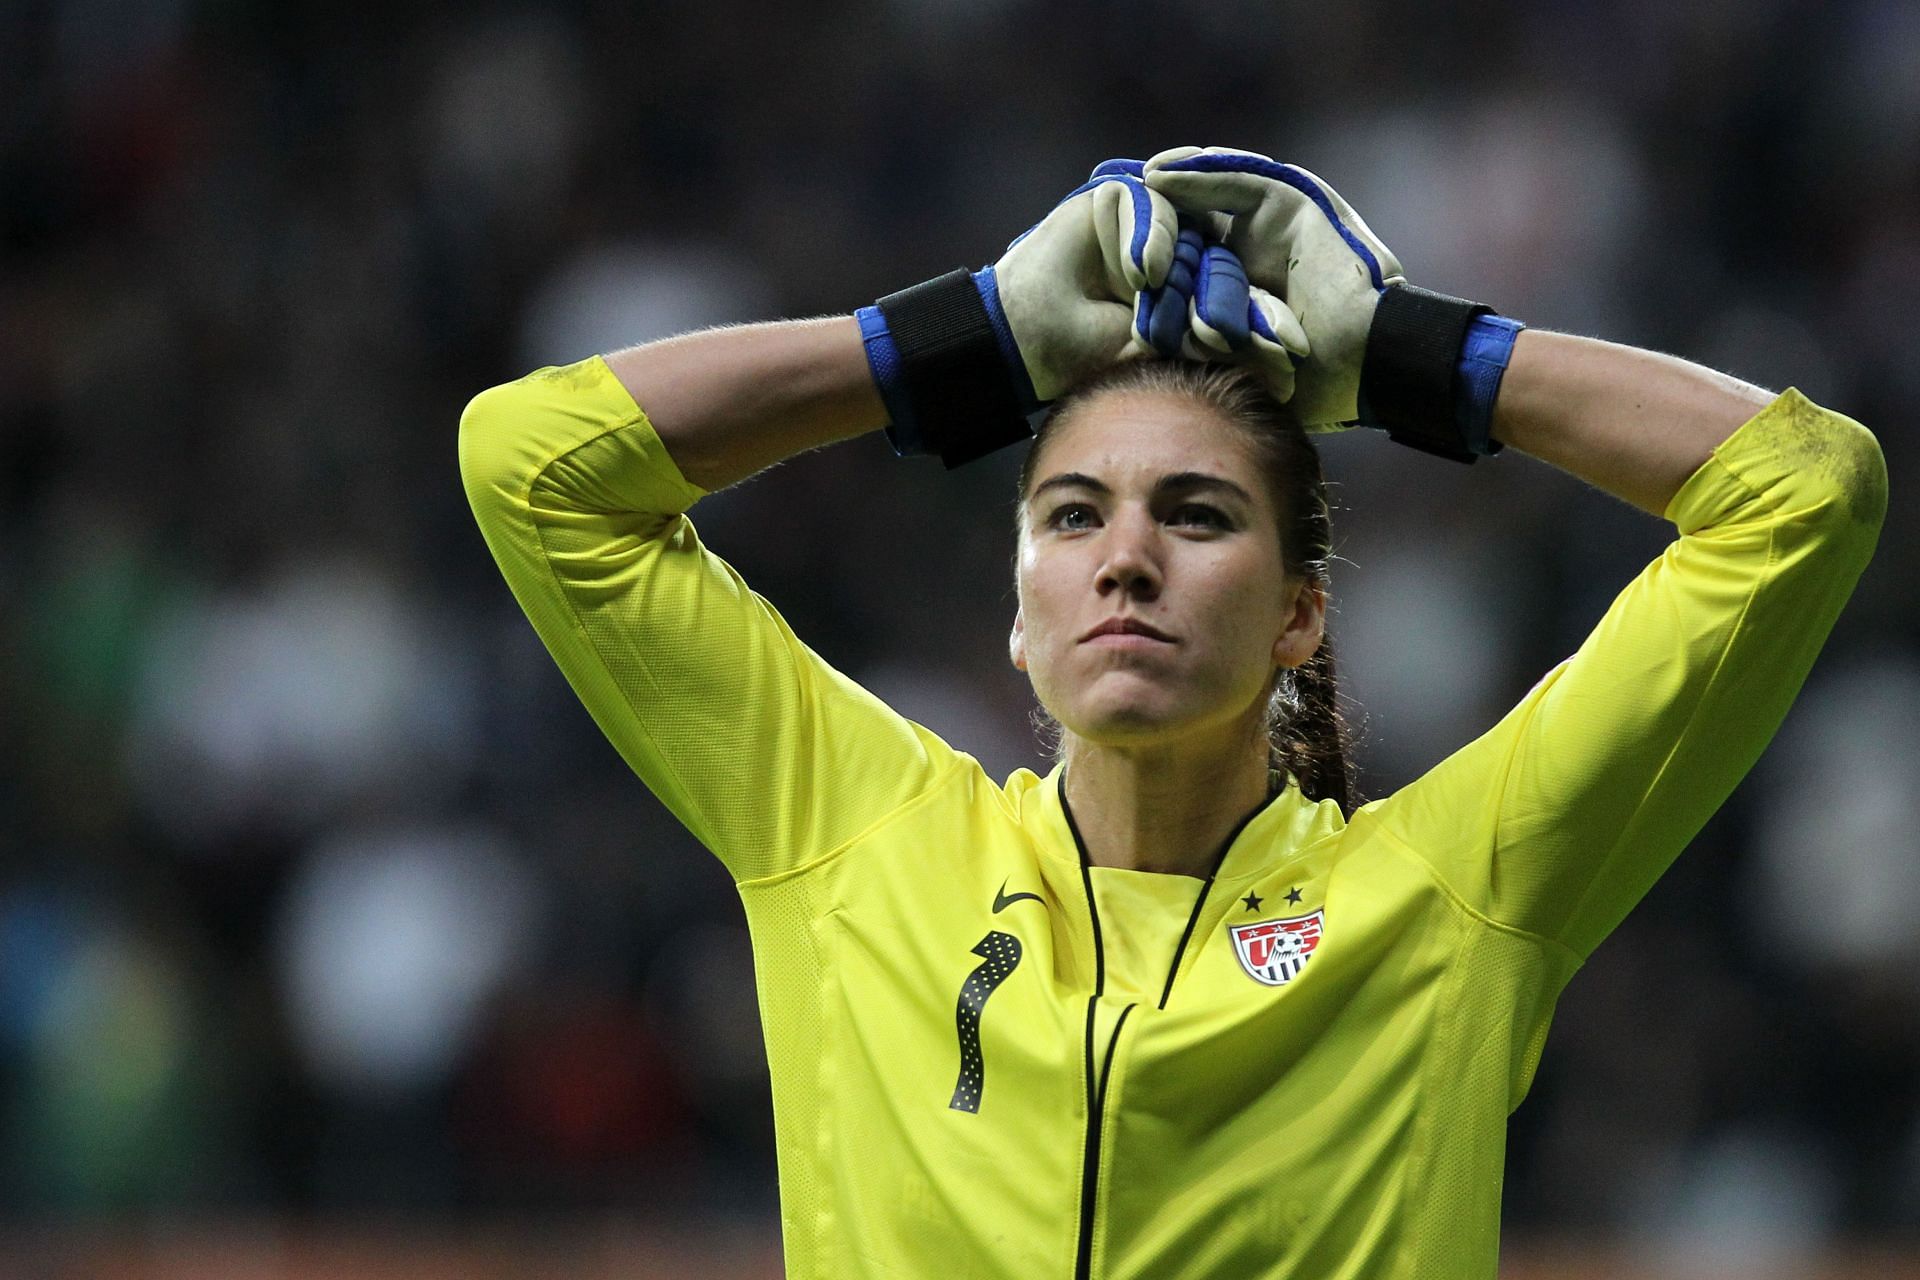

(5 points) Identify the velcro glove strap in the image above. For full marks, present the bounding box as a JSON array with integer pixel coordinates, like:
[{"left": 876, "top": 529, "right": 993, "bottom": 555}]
[
  {"left": 875, "top": 269, "right": 1031, "bottom": 469},
  {"left": 1361, "top": 284, "right": 1491, "bottom": 463},
  {"left": 1360, "top": 284, "right": 1521, "bottom": 465}
]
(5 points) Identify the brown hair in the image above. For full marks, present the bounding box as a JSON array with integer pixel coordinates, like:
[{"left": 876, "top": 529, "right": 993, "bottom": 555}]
[{"left": 1014, "top": 360, "right": 1364, "bottom": 816}]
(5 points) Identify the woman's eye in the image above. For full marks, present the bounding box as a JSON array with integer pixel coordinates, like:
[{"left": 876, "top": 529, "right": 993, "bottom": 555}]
[
  {"left": 1172, "top": 504, "right": 1227, "bottom": 528},
  {"left": 1047, "top": 504, "right": 1095, "bottom": 530}
]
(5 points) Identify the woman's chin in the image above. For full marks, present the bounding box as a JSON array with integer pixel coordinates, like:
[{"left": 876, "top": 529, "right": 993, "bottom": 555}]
[
  {"left": 1053, "top": 683, "right": 1263, "bottom": 753},
  {"left": 1058, "top": 698, "right": 1203, "bottom": 748}
]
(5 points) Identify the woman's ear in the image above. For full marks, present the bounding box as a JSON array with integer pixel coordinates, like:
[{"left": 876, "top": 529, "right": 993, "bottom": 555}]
[
  {"left": 1272, "top": 579, "right": 1327, "bottom": 670},
  {"left": 1009, "top": 608, "right": 1027, "bottom": 672}
]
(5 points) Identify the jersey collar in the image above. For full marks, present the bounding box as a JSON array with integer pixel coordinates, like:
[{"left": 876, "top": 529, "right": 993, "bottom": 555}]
[{"left": 1022, "top": 759, "right": 1339, "bottom": 885}]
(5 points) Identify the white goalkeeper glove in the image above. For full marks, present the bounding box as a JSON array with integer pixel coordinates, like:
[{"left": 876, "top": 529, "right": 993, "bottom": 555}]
[
  {"left": 1146, "top": 145, "right": 1520, "bottom": 462},
  {"left": 1143, "top": 145, "right": 1405, "bottom": 431},
  {"left": 859, "top": 159, "right": 1179, "bottom": 467}
]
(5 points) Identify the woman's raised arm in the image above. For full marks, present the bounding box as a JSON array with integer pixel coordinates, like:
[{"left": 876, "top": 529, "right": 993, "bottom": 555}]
[
  {"left": 606, "top": 161, "right": 1183, "bottom": 490},
  {"left": 602, "top": 317, "right": 884, "bottom": 494},
  {"left": 1488, "top": 330, "right": 1775, "bottom": 519}
]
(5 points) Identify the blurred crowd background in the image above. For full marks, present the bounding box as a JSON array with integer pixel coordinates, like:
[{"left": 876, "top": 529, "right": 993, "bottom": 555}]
[{"left": 3, "top": 0, "right": 1918, "bottom": 1272}]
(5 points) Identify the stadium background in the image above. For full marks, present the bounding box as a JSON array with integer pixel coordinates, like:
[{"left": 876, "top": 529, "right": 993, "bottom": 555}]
[{"left": 3, "top": 0, "right": 1917, "bottom": 1275}]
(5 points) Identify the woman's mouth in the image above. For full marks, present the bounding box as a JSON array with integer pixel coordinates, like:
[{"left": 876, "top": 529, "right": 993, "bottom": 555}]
[{"left": 1081, "top": 616, "right": 1178, "bottom": 645}]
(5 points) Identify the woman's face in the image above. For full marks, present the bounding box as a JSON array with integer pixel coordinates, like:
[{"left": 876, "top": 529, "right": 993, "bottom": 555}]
[{"left": 1011, "top": 389, "right": 1325, "bottom": 752}]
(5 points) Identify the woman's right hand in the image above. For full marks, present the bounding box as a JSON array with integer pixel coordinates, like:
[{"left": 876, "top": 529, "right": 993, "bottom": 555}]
[{"left": 986, "top": 159, "right": 1182, "bottom": 404}]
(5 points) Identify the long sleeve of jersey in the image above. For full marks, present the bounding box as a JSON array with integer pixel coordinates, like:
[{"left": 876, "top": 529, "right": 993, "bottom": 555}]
[
  {"left": 457, "top": 355, "right": 964, "bottom": 884},
  {"left": 1363, "top": 386, "right": 1886, "bottom": 958}
]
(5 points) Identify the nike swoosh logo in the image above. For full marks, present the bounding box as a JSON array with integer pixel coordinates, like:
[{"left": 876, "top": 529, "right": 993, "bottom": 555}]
[{"left": 993, "top": 879, "right": 1046, "bottom": 913}]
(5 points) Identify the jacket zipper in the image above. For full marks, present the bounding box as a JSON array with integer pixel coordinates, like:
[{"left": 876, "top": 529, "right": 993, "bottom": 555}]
[
  {"left": 1068, "top": 774, "right": 1112, "bottom": 1280},
  {"left": 1075, "top": 999, "right": 1135, "bottom": 1280},
  {"left": 1058, "top": 771, "right": 1264, "bottom": 1278}
]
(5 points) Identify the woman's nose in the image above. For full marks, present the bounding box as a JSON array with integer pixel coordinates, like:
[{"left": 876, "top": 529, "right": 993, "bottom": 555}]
[{"left": 1095, "top": 513, "right": 1162, "bottom": 598}]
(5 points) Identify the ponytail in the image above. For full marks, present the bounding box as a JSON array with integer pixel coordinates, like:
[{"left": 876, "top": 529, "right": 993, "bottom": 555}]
[{"left": 1267, "top": 629, "right": 1361, "bottom": 816}]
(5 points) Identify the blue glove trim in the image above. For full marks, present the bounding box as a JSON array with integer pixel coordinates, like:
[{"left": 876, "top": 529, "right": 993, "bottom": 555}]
[
  {"left": 858, "top": 303, "right": 923, "bottom": 458},
  {"left": 1455, "top": 314, "right": 1522, "bottom": 457},
  {"left": 1133, "top": 293, "right": 1155, "bottom": 350},
  {"left": 972, "top": 266, "right": 1039, "bottom": 412},
  {"left": 1090, "top": 160, "right": 1154, "bottom": 276},
  {"left": 1118, "top": 177, "right": 1155, "bottom": 280},
  {"left": 1194, "top": 245, "right": 1251, "bottom": 350},
  {"left": 1155, "top": 154, "right": 1390, "bottom": 291},
  {"left": 1248, "top": 301, "right": 1278, "bottom": 344},
  {"left": 1018, "top": 167, "right": 1155, "bottom": 280},
  {"left": 1139, "top": 227, "right": 1205, "bottom": 356}
]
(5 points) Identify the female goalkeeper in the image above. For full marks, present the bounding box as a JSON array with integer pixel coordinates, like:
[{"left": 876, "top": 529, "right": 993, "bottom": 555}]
[{"left": 458, "top": 148, "right": 1885, "bottom": 1279}]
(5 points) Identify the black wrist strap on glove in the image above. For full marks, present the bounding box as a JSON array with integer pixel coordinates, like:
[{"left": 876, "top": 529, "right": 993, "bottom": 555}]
[
  {"left": 1360, "top": 284, "right": 1495, "bottom": 465},
  {"left": 875, "top": 269, "right": 1031, "bottom": 470}
]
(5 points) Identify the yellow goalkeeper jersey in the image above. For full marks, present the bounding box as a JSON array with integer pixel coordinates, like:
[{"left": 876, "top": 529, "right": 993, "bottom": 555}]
[{"left": 458, "top": 356, "right": 1884, "bottom": 1280}]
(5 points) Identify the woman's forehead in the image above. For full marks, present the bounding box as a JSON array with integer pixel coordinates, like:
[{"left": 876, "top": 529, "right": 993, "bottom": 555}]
[{"left": 1031, "top": 391, "right": 1265, "bottom": 491}]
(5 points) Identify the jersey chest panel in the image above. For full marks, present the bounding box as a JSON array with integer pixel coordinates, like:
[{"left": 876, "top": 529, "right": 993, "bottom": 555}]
[{"left": 773, "top": 779, "right": 1546, "bottom": 1278}]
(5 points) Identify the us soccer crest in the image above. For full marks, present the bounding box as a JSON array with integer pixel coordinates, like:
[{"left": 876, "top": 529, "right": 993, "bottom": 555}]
[{"left": 1230, "top": 910, "right": 1324, "bottom": 986}]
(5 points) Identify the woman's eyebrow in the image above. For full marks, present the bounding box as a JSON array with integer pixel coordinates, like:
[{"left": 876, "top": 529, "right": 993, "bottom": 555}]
[
  {"left": 1030, "top": 471, "right": 1254, "bottom": 505},
  {"left": 1029, "top": 472, "right": 1106, "bottom": 501},
  {"left": 1157, "top": 472, "right": 1256, "bottom": 504}
]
